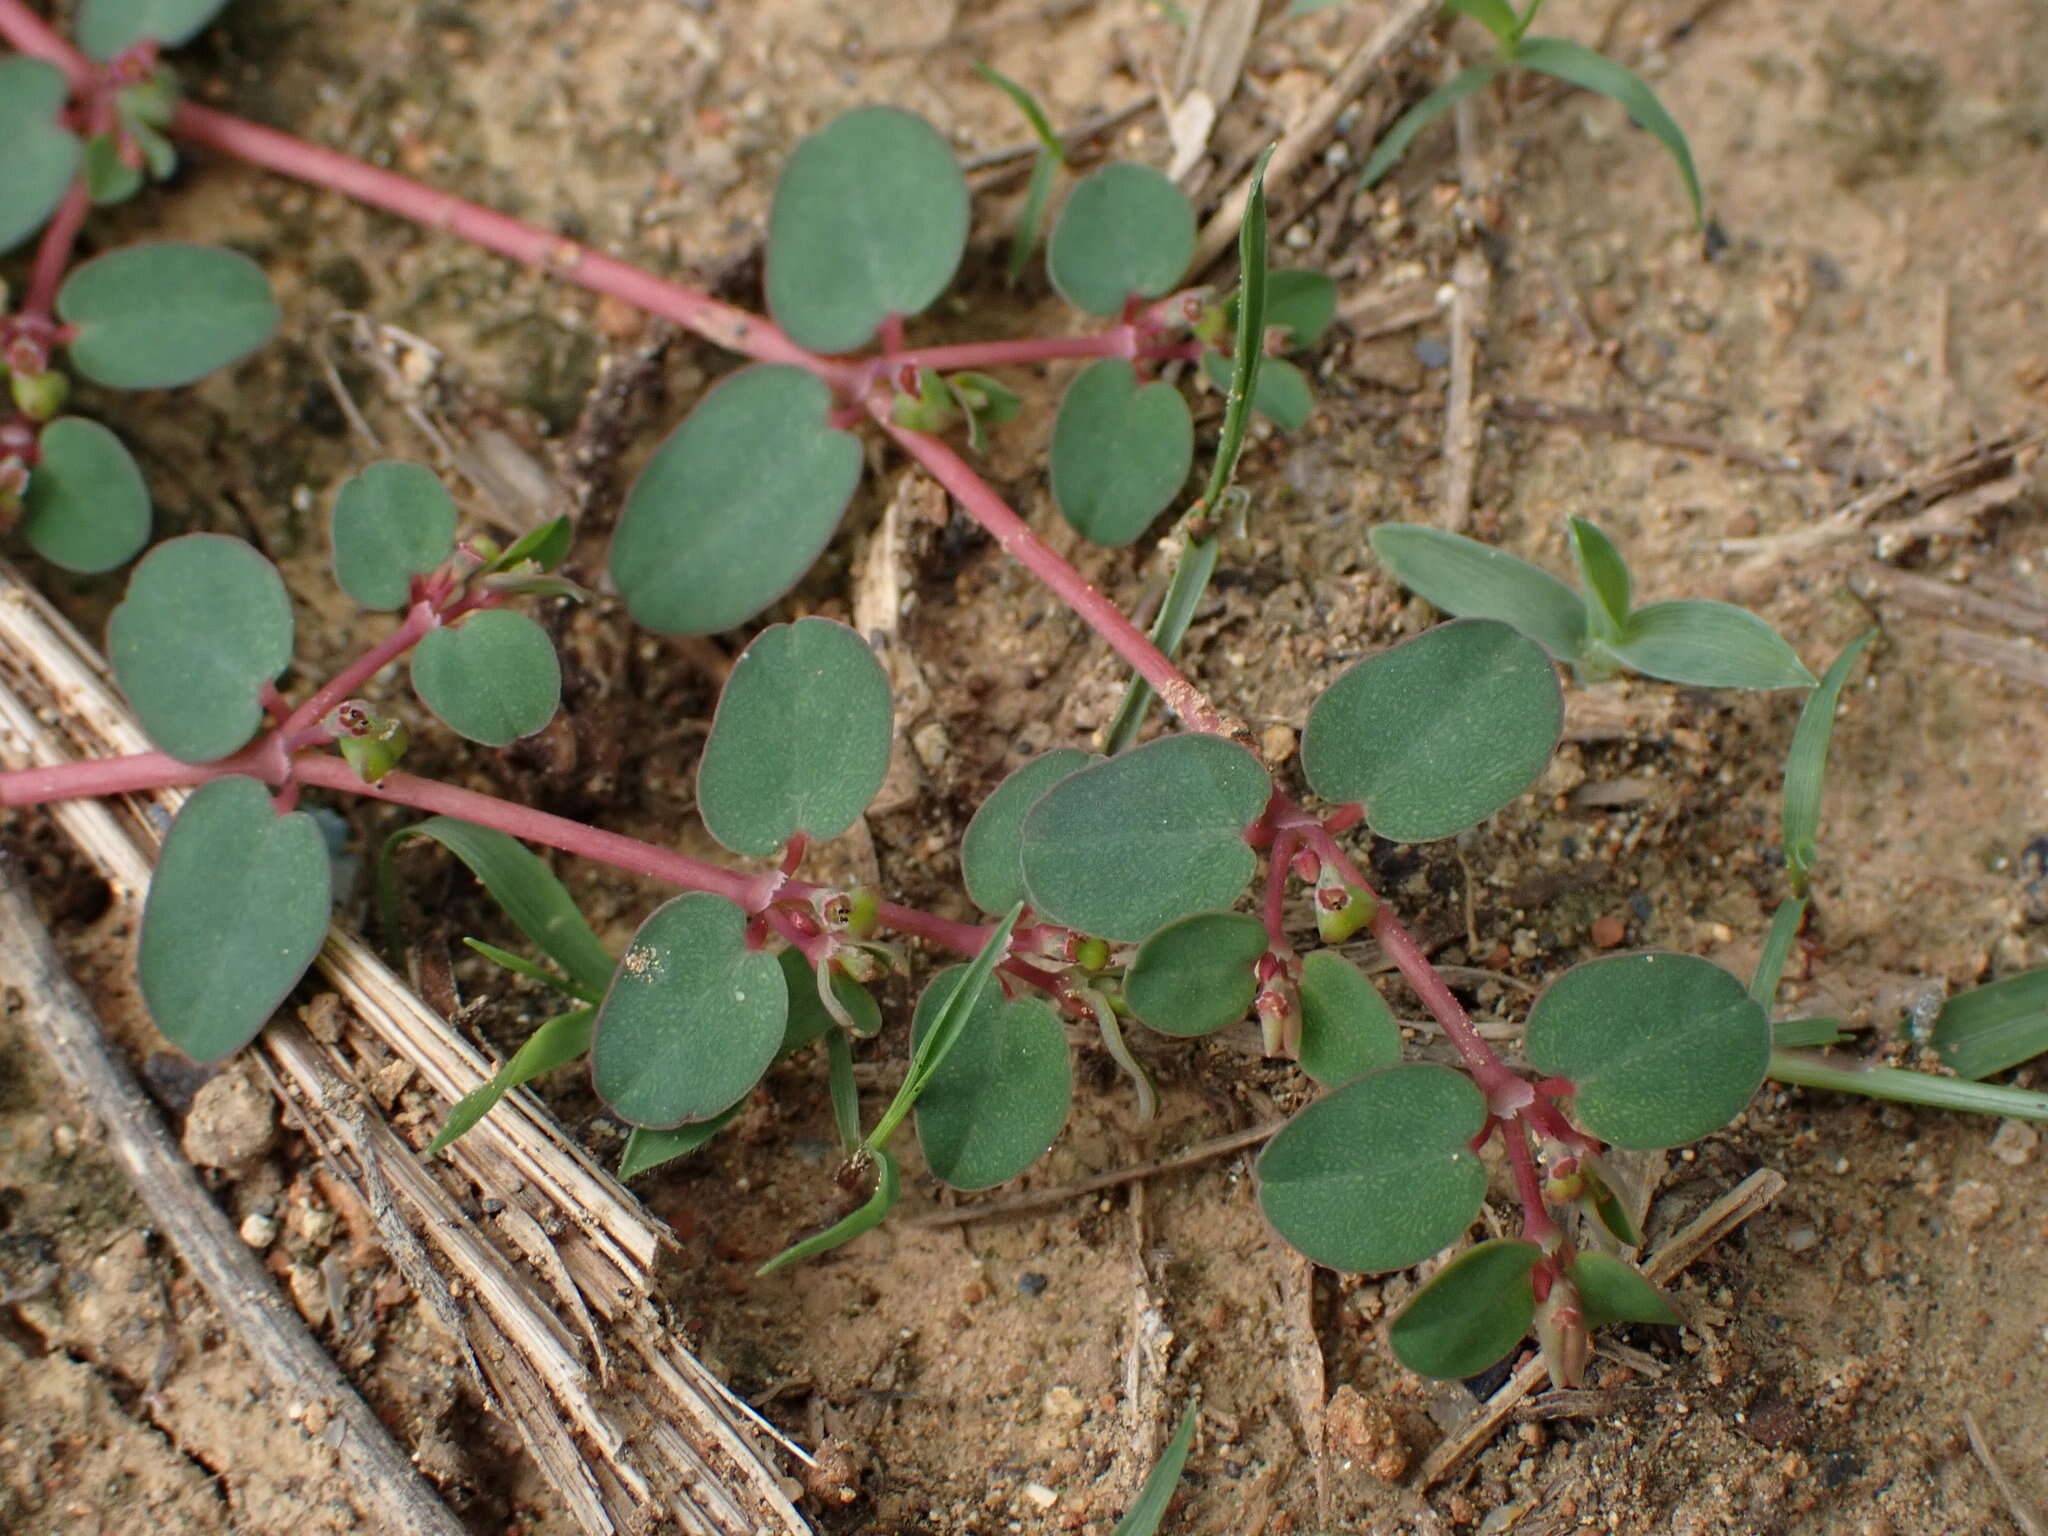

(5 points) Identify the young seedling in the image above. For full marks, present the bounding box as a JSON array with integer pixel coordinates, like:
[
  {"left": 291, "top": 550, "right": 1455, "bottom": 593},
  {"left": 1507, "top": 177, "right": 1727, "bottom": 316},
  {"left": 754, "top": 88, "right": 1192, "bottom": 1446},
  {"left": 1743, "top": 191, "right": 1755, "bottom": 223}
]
[
  {"left": 1358, "top": 0, "right": 1704, "bottom": 227},
  {"left": 0, "top": 0, "right": 279, "bottom": 571}
]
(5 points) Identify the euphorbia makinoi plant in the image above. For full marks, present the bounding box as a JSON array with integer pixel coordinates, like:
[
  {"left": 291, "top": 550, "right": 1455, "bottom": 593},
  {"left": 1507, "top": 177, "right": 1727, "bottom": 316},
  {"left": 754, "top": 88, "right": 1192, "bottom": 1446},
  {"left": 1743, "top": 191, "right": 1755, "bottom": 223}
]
[{"left": 4, "top": 0, "right": 2046, "bottom": 1386}]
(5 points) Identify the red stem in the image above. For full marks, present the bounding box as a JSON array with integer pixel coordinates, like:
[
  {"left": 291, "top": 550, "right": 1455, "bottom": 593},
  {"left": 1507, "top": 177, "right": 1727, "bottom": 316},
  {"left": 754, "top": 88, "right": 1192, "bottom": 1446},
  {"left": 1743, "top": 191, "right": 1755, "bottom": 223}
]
[
  {"left": 1501, "top": 1118, "right": 1560, "bottom": 1245},
  {"left": 280, "top": 600, "right": 438, "bottom": 741},
  {"left": 886, "top": 331, "right": 1137, "bottom": 374},
  {"left": 0, "top": 746, "right": 251, "bottom": 806},
  {"left": 24, "top": 182, "right": 90, "bottom": 320},
  {"left": 0, "top": 2, "right": 81, "bottom": 74},
  {"left": 1263, "top": 827, "right": 1299, "bottom": 953}
]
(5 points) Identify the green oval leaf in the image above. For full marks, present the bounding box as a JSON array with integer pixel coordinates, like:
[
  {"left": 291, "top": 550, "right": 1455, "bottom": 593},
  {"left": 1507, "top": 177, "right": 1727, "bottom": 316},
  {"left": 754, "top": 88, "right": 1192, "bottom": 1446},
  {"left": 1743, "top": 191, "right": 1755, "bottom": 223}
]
[
  {"left": 1048, "top": 360, "right": 1194, "bottom": 547},
  {"left": 617, "top": 1106, "right": 740, "bottom": 1180},
  {"left": 1931, "top": 967, "right": 2048, "bottom": 1081},
  {"left": 1781, "top": 629, "right": 1875, "bottom": 891},
  {"left": 610, "top": 366, "right": 863, "bottom": 635},
  {"left": 1570, "top": 1251, "right": 1677, "bottom": 1331},
  {"left": 961, "top": 748, "right": 1097, "bottom": 915},
  {"left": 1019, "top": 733, "right": 1268, "bottom": 943},
  {"left": 332, "top": 461, "right": 458, "bottom": 610},
  {"left": 1388, "top": 1239, "right": 1542, "bottom": 1380},
  {"left": 1256, "top": 1062, "right": 1488, "bottom": 1273},
  {"left": 765, "top": 107, "right": 969, "bottom": 353},
  {"left": 410, "top": 609, "right": 561, "bottom": 748},
  {"left": 20, "top": 417, "right": 151, "bottom": 573},
  {"left": 1566, "top": 516, "right": 1631, "bottom": 638},
  {"left": 1201, "top": 349, "right": 1314, "bottom": 432},
  {"left": 1297, "top": 950, "right": 1402, "bottom": 1086},
  {"left": 1523, "top": 952, "right": 1769, "bottom": 1149},
  {"left": 911, "top": 964, "right": 1072, "bottom": 1190},
  {"left": 1604, "top": 601, "right": 1816, "bottom": 690},
  {"left": 1126, "top": 911, "right": 1268, "bottom": 1037},
  {"left": 696, "top": 618, "right": 892, "bottom": 856},
  {"left": 59, "top": 243, "right": 280, "bottom": 390},
  {"left": 138, "top": 776, "right": 330, "bottom": 1061},
  {"left": 1302, "top": 620, "right": 1561, "bottom": 843},
  {"left": 84, "top": 131, "right": 145, "bottom": 206},
  {"left": 0, "top": 58, "right": 82, "bottom": 255},
  {"left": 109, "top": 534, "right": 294, "bottom": 763},
  {"left": 1261, "top": 270, "right": 1338, "bottom": 350},
  {"left": 77, "top": 0, "right": 231, "bottom": 58},
  {"left": 776, "top": 946, "right": 881, "bottom": 1056},
  {"left": 1047, "top": 163, "right": 1195, "bottom": 317},
  {"left": 1368, "top": 524, "right": 1588, "bottom": 662},
  {"left": 590, "top": 893, "right": 787, "bottom": 1128},
  {"left": 379, "top": 816, "right": 616, "bottom": 994}
]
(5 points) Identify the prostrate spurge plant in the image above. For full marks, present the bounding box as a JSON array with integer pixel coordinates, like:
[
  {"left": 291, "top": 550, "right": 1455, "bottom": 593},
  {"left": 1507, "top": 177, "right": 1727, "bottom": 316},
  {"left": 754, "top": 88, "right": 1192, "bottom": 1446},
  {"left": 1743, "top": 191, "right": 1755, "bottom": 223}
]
[{"left": 4, "top": 0, "right": 2045, "bottom": 1399}]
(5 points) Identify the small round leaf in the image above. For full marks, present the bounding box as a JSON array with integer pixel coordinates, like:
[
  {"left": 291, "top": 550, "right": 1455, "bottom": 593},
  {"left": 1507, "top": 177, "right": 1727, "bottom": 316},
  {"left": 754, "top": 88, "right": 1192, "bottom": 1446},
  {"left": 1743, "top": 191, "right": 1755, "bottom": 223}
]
[
  {"left": 1261, "top": 270, "right": 1338, "bottom": 350},
  {"left": 1388, "top": 1239, "right": 1542, "bottom": 1380},
  {"left": 1049, "top": 359, "right": 1194, "bottom": 547},
  {"left": 913, "top": 964, "right": 1073, "bottom": 1190},
  {"left": 332, "top": 461, "right": 458, "bottom": 610},
  {"left": 1201, "top": 350, "right": 1314, "bottom": 432},
  {"left": 59, "top": 243, "right": 280, "bottom": 390},
  {"left": 0, "top": 57, "right": 83, "bottom": 255},
  {"left": 697, "top": 618, "right": 893, "bottom": 856},
  {"left": 139, "top": 776, "right": 331, "bottom": 1061},
  {"left": 109, "top": 534, "right": 294, "bottom": 763},
  {"left": 1018, "top": 733, "right": 1268, "bottom": 943},
  {"left": 1302, "top": 619, "right": 1562, "bottom": 843},
  {"left": 1125, "top": 911, "right": 1267, "bottom": 1037},
  {"left": 21, "top": 417, "right": 151, "bottom": 573},
  {"left": 1570, "top": 1251, "right": 1677, "bottom": 1331},
  {"left": 77, "top": 0, "right": 231, "bottom": 58},
  {"left": 961, "top": 748, "right": 1097, "bottom": 915},
  {"left": 1297, "top": 950, "right": 1402, "bottom": 1086},
  {"left": 1256, "top": 1063, "right": 1489, "bottom": 1273},
  {"left": 410, "top": 610, "right": 561, "bottom": 748},
  {"left": 1048, "top": 163, "right": 1195, "bottom": 316},
  {"left": 590, "top": 894, "right": 787, "bottom": 1128},
  {"left": 765, "top": 107, "right": 970, "bottom": 353},
  {"left": 610, "top": 366, "right": 863, "bottom": 635},
  {"left": 1522, "top": 952, "right": 1769, "bottom": 1150}
]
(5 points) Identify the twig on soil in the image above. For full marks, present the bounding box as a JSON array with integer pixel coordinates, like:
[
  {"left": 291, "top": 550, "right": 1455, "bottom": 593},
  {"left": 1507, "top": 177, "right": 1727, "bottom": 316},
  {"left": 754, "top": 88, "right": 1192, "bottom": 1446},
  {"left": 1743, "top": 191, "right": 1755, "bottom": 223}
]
[
  {"left": 908, "top": 1121, "right": 1280, "bottom": 1228},
  {"left": 1439, "top": 73, "right": 1490, "bottom": 533},
  {"left": 1416, "top": 1168, "right": 1787, "bottom": 1487},
  {"left": 1853, "top": 565, "right": 2048, "bottom": 638},
  {"left": 1937, "top": 629, "right": 2048, "bottom": 690},
  {"left": 0, "top": 869, "right": 470, "bottom": 1536},
  {"left": 1963, "top": 1408, "right": 2046, "bottom": 1536},
  {"left": 1491, "top": 395, "right": 1801, "bottom": 473},
  {"left": 1190, "top": 0, "right": 1440, "bottom": 271},
  {"left": 1715, "top": 473, "right": 2032, "bottom": 557},
  {"left": 1277, "top": 1248, "right": 1332, "bottom": 1518}
]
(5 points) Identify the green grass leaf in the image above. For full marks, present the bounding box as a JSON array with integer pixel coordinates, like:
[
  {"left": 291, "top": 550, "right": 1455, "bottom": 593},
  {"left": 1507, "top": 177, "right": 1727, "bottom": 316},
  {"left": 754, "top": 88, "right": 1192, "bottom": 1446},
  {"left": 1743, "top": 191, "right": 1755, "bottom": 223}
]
[
  {"left": 138, "top": 776, "right": 330, "bottom": 1061},
  {"left": 696, "top": 618, "right": 894, "bottom": 856},
  {"left": 59, "top": 243, "right": 280, "bottom": 390},
  {"left": 1257, "top": 1063, "right": 1489, "bottom": 1273},
  {"left": 379, "top": 816, "right": 616, "bottom": 994},
  {"left": 610, "top": 365, "right": 863, "bottom": 635},
  {"left": 867, "top": 906, "right": 1023, "bottom": 1152},
  {"left": 1049, "top": 360, "right": 1195, "bottom": 546},
  {"left": 331, "top": 461, "right": 458, "bottom": 610},
  {"left": 1358, "top": 63, "right": 1499, "bottom": 190},
  {"left": 1749, "top": 896, "right": 1806, "bottom": 1011},
  {"left": 411, "top": 610, "right": 561, "bottom": 747},
  {"left": 1297, "top": 951, "right": 1402, "bottom": 1087},
  {"left": 1368, "top": 524, "right": 1588, "bottom": 661},
  {"left": 1512, "top": 36, "right": 1703, "bottom": 226},
  {"left": 20, "top": 417, "right": 151, "bottom": 574},
  {"left": 618, "top": 1106, "right": 740, "bottom": 1180},
  {"left": 961, "top": 749, "right": 1098, "bottom": 915},
  {"left": 1570, "top": 1251, "right": 1677, "bottom": 1330},
  {"left": 0, "top": 58, "right": 83, "bottom": 254},
  {"left": 1523, "top": 952, "right": 1769, "bottom": 1149},
  {"left": 1019, "top": 734, "right": 1269, "bottom": 943},
  {"left": 1782, "top": 630, "right": 1875, "bottom": 892},
  {"left": 1389, "top": 1238, "right": 1542, "bottom": 1379},
  {"left": 76, "top": 0, "right": 230, "bottom": 58},
  {"left": 1125, "top": 911, "right": 1268, "bottom": 1037},
  {"left": 428, "top": 1007, "right": 594, "bottom": 1155},
  {"left": 911, "top": 964, "right": 1072, "bottom": 1190},
  {"left": 1112, "top": 1400, "right": 1199, "bottom": 1536},
  {"left": 1047, "top": 163, "right": 1196, "bottom": 316},
  {"left": 1445, "top": 0, "right": 1522, "bottom": 45},
  {"left": 765, "top": 107, "right": 969, "bottom": 352},
  {"left": 1931, "top": 968, "right": 2048, "bottom": 1081},
  {"left": 1302, "top": 619, "right": 1562, "bottom": 843},
  {"left": 108, "top": 534, "right": 293, "bottom": 763},
  {"left": 590, "top": 894, "right": 787, "bottom": 1128},
  {"left": 1605, "top": 600, "right": 1816, "bottom": 690},
  {"left": 757, "top": 1147, "right": 901, "bottom": 1275},
  {"left": 1566, "top": 516, "right": 1631, "bottom": 639}
]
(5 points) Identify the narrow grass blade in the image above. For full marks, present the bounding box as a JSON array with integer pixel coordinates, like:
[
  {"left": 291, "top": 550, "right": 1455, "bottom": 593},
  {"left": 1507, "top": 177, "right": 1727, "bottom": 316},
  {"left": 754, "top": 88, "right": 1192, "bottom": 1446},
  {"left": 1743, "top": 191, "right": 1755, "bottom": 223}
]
[
  {"left": 973, "top": 62, "right": 1065, "bottom": 157},
  {"left": 1445, "top": 0, "right": 1520, "bottom": 45},
  {"left": 827, "top": 1029, "right": 862, "bottom": 1155},
  {"left": 1772, "top": 1016, "right": 1847, "bottom": 1049},
  {"left": 1010, "top": 151, "right": 1061, "bottom": 280},
  {"left": 1770, "top": 1049, "right": 2048, "bottom": 1123},
  {"left": 864, "top": 906, "right": 1022, "bottom": 1150},
  {"left": 1931, "top": 968, "right": 2048, "bottom": 1081},
  {"left": 757, "top": 1147, "right": 900, "bottom": 1275},
  {"left": 1113, "top": 1399, "right": 1199, "bottom": 1536},
  {"left": 1749, "top": 896, "right": 1805, "bottom": 1010},
  {"left": 1359, "top": 63, "right": 1498, "bottom": 189},
  {"left": 429, "top": 1007, "right": 594, "bottom": 1155},
  {"left": 1512, "top": 36, "right": 1702, "bottom": 225},
  {"left": 1782, "top": 630, "right": 1875, "bottom": 895},
  {"left": 462, "top": 937, "right": 601, "bottom": 1003}
]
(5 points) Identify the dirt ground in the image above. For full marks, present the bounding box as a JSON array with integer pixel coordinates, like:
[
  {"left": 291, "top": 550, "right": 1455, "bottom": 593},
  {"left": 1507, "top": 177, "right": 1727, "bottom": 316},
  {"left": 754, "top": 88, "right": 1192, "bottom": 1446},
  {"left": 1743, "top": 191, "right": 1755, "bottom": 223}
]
[{"left": 3, "top": 0, "right": 2046, "bottom": 1532}]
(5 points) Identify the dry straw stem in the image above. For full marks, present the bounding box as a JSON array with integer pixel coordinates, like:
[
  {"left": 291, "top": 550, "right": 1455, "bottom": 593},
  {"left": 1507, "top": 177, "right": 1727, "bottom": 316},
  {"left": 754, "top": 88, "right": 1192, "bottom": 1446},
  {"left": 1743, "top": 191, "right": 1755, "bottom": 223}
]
[
  {"left": 0, "top": 561, "right": 812, "bottom": 1536},
  {"left": 0, "top": 868, "right": 468, "bottom": 1536}
]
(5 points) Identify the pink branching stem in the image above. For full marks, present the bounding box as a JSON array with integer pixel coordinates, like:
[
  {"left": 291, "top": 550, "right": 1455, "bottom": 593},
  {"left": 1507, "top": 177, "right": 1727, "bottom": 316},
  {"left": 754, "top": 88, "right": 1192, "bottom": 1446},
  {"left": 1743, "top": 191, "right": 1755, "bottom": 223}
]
[
  {"left": 0, "top": 747, "right": 247, "bottom": 806},
  {"left": 23, "top": 183, "right": 89, "bottom": 320},
  {"left": 1263, "top": 826, "right": 1300, "bottom": 953},
  {"left": 0, "top": 2, "right": 82, "bottom": 75},
  {"left": 886, "top": 331, "right": 1138, "bottom": 374},
  {"left": 280, "top": 600, "right": 438, "bottom": 741},
  {"left": 1501, "top": 1119, "right": 1560, "bottom": 1245}
]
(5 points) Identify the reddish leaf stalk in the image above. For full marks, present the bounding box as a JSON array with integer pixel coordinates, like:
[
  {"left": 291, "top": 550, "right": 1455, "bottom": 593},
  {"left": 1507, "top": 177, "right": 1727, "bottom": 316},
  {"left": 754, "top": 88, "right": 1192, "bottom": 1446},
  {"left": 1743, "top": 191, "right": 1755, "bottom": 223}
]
[
  {"left": 1501, "top": 1117, "right": 1561, "bottom": 1247},
  {"left": 279, "top": 600, "right": 439, "bottom": 743},
  {"left": 24, "top": 182, "right": 90, "bottom": 321}
]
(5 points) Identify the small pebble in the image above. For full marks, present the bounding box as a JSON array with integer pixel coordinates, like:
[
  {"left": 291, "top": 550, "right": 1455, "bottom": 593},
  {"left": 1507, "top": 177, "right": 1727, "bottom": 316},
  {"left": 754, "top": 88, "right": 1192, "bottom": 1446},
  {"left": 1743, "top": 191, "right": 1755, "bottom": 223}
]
[
  {"left": 1413, "top": 337, "right": 1450, "bottom": 369},
  {"left": 1989, "top": 1119, "right": 2038, "bottom": 1167},
  {"left": 1591, "top": 914, "right": 1627, "bottom": 949},
  {"left": 1021, "top": 1483, "right": 1059, "bottom": 1511},
  {"left": 1783, "top": 1225, "right": 1819, "bottom": 1254},
  {"left": 1017, "top": 1271, "right": 1048, "bottom": 1297},
  {"left": 239, "top": 1211, "right": 279, "bottom": 1248},
  {"left": 1950, "top": 1180, "right": 2001, "bottom": 1232}
]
